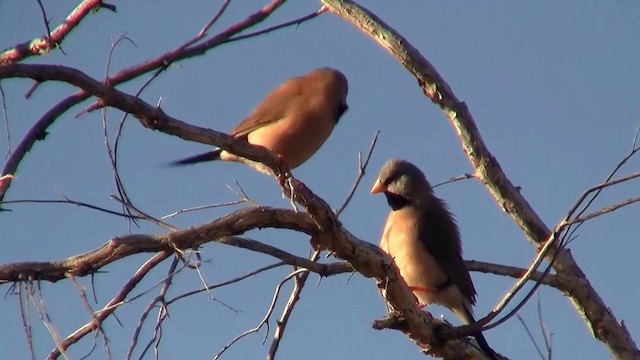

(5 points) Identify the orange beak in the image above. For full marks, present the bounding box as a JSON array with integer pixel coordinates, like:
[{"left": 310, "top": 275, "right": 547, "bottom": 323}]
[{"left": 370, "top": 180, "right": 386, "bottom": 194}]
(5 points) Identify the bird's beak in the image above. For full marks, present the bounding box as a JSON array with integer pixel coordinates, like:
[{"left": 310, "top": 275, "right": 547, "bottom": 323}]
[{"left": 370, "top": 179, "right": 386, "bottom": 194}]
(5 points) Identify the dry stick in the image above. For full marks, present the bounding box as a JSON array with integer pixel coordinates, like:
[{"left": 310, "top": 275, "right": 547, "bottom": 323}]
[
  {"left": 0, "top": 84, "right": 11, "bottom": 158},
  {"left": 214, "top": 269, "right": 308, "bottom": 360},
  {"left": 218, "top": 236, "right": 353, "bottom": 276},
  {"left": 4, "top": 69, "right": 497, "bottom": 359},
  {"left": 161, "top": 200, "right": 245, "bottom": 219},
  {"left": 67, "top": 275, "right": 109, "bottom": 359},
  {"left": 433, "top": 173, "right": 475, "bottom": 188},
  {"left": 465, "top": 229, "right": 567, "bottom": 337},
  {"left": 322, "top": 1, "right": 639, "bottom": 359},
  {"left": 17, "top": 283, "right": 37, "bottom": 360},
  {"left": 226, "top": 6, "right": 326, "bottom": 44},
  {"left": 0, "top": 0, "right": 291, "bottom": 201},
  {"left": 515, "top": 314, "right": 545, "bottom": 360},
  {"left": 167, "top": 262, "right": 287, "bottom": 305},
  {"left": 29, "top": 282, "right": 68, "bottom": 360},
  {"left": 465, "top": 260, "right": 558, "bottom": 289},
  {"left": 102, "top": 34, "right": 142, "bottom": 229},
  {"left": 0, "top": 198, "right": 144, "bottom": 220},
  {"left": 505, "top": 157, "right": 640, "bottom": 330},
  {"left": 570, "top": 196, "right": 640, "bottom": 225},
  {"left": 335, "top": 131, "right": 379, "bottom": 215},
  {"left": 0, "top": 208, "right": 317, "bottom": 284},
  {"left": 537, "top": 295, "right": 553, "bottom": 360},
  {"left": 5, "top": 63, "right": 492, "bottom": 359},
  {"left": 266, "top": 251, "right": 320, "bottom": 360},
  {"left": 191, "top": 0, "right": 232, "bottom": 45},
  {"left": 110, "top": 195, "right": 177, "bottom": 232},
  {"left": 0, "top": 0, "right": 116, "bottom": 64},
  {"left": 46, "top": 251, "right": 171, "bottom": 360},
  {"left": 130, "top": 257, "right": 179, "bottom": 360},
  {"left": 568, "top": 132, "right": 640, "bottom": 223},
  {"left": 267, "top": 133, "right": 379, "bottom": 360},
  {"left": 34, "top": 0, "right": 53, "bottom": 48}
]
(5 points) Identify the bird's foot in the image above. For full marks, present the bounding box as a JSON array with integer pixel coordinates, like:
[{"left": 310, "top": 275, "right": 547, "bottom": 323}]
[
  {"left": 275, "top": 154, "right": 292, "bottom": 186},
  {"left": 273, "top": 156, "right": 299, "bottom": 212}
]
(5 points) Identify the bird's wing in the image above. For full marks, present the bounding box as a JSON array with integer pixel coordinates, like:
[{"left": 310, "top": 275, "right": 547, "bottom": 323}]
[
  {"left": 418, "top": 198, "right": 477, "bottom": 304},
  {"left": 230, "top": 79, "right": 304, "bottom": 138}
]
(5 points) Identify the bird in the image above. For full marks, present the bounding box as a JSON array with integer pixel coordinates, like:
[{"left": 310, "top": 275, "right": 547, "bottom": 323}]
[
  {"left": 171, "top": 67, "right": 349, "bottom": 175},
  {"left": 371, "top": 159, "right": 498, "bottom": 360}
]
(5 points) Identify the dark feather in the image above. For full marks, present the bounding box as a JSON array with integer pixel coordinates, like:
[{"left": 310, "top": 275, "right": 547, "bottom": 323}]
[
  {"left": 417, "top": 195, "right": 478, "bottom": 305},
  {"left": 463, "top": 305, "right": 499, "bottom": 360},
  {"left": 170, "top": 150, "right": 221, "bottom": 166}
]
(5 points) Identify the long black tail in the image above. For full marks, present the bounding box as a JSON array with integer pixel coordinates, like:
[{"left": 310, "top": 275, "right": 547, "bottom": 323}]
[
  {"left": 170, "top": 150, "right": 222, "bottom": 166},
  {"left": 463, "top": 307, "right": 499, "bottom": 360}
]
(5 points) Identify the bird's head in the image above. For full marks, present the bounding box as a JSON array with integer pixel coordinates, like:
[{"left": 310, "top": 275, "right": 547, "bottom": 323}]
[
  {"left": 371, "top": 159, "right": 433, "bottom": 209},
  {"left": 310, "top": 67, "right": 349, "bottom": 121}
]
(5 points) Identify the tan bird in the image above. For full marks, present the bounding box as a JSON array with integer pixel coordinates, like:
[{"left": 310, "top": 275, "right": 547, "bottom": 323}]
[
  {"left": 371, "top": 159, "right": 498, "bottom": 360},
  {"left": 171, "top": 67, "right": 349, "bottom": 174}
]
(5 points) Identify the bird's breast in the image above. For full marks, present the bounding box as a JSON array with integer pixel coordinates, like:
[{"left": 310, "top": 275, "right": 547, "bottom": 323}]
[
  {"left": 247, "top": 108, "right": 335, "bottom": 169},
  {"left": 380, "top": 210, "right": 449, "bottom": 305}
]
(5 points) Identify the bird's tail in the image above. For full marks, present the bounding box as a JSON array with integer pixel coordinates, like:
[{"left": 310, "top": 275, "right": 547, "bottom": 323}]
[
  {"left": 459, "top": 306, "right": 499, "bottom": 360},
  {"left": 170, "top": 150, "right": 222, "bottom": 166}
]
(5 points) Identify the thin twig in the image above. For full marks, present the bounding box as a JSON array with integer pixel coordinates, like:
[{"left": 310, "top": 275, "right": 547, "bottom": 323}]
[
  {"left": 335, "top": 131, "right": 379, "bottom": 216},
  {"left": 129, "top": 257, "right": 179, "bottom": 360},
  {"left": 161, "top": 200, "right": 245, "bottom": 219},
  {"left": 0, "top": 198, "right": 143, "bottom": 219},
  {"left": 433, "top": 173, "right": 475, "bottom": 188},
  {"left": 516, "top": 314, "right": 545, "bottom": 360},
  {"left": 47, "top": 252, "right": 171, "bottom": 360},
  {"left": 537, "top": 294, "right": 552, "bottom": 360},
  {"left": 214, "top": 269, "right": 307, "bottom": 360},
  {"left": 267, "top": 251, "right": 321, "bottom": 360}
]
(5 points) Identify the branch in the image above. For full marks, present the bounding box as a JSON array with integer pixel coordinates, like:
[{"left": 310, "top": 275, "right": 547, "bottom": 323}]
[
  {"left": 0, "top": 0, "right": 289, "bottom": 200},
  {"left": 0, "top": 207, "right": 314, "bottom": 283},
  {"left": 321, "top": 1, "right": 639, "bottom": 358},
  {"left": 47, "top": 251, "right": 171, "bottom": 359},
  {"left": 0, "top": 0, "right": 116, "bottom": 64},
  {"left": 1, "top": 62, "right": 496, "bottom": 360},
  {"left": 0, "top": 63, "right": 286, "bottom": 177}
]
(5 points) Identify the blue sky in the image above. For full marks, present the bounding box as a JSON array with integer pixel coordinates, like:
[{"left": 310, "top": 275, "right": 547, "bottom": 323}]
[{"left": 1, "top": 1, "right": 639, "bottom": 359}]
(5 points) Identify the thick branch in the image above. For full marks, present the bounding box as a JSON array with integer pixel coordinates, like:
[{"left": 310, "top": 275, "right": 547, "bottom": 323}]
[
  {"left": 0, "top": 64, "right": 284, "bottom": 174},
  {"left": 0, "top": 0, "right": 288, "bottom": 200},
  {"left": 0, "top": 207, "right": 312, "bottom": 283},
  {"left": 321, "top": 1, "right": 639, "bottom": 358},
  {"left": 0, "top": 62, "right": 495, "bottom": 359}
]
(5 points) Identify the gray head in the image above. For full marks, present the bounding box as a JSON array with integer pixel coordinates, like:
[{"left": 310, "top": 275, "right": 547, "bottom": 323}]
[{"left": 371, "top": 159, "right": 434, "bottom": 207}]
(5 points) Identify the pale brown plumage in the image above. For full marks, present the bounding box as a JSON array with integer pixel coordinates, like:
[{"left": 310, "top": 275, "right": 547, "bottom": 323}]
[
  {"left": 171, "top": 67, "right": 349, "bottom": 173},
  {"left": 371, "top": 159, "right": 498, "bottom": 360}
]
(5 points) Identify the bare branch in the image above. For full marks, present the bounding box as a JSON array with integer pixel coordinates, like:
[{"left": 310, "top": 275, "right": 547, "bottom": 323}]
[
  {"left": 214, "top": 269, "right": 307, "bottom": 360},
  {"left": 433, "top": 173, "right": 476, "bottom": 188},
  {"left": 321, "top": 1, "right": 639, "bottom": 358},
  {"left": 267, "top": 250, "right": 321, "bottom": 360},
  {"left": 47, "top": 251, "right": 171, "bottom": 360},
  {"left": 568, "top": 196, "right": 640, "bottom": 225},
  {"left": 0, "top": 0, "right": 289, "bottom": 200},
  {"left": 160, "top": 200, "right": 245, "bottom": 219},
  {"left": 465, "top": 260, "right": 559, "bottom": 289},
  {"left": 516, "top": 315, "right": 546, "bottom": 360},
  {"left": 0, "top": 207, "right": 313, "bottom": 283},
  {"left": 335, "top": 131, "right": 379, "bottom": 216},
  {"left": 0, "top": 0, "right": 116, "bottom": 64},
  {"left": 0, "top": 198, "right": 144, "bottom": 220},
  {"left": 218, "top": 236, "right": 353, "bottom": 277}
]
